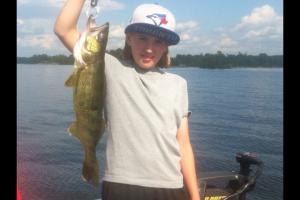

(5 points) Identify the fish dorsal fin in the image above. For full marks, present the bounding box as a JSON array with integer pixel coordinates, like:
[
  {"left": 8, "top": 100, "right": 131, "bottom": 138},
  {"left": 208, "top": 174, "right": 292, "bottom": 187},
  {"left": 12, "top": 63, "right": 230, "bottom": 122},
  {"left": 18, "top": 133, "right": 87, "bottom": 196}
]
[
  {"left": 64, "top": 68, "right": 81, "bottom": 87},
  {"left": 64, "top": 71, "right": 77, "bottom": 87}
]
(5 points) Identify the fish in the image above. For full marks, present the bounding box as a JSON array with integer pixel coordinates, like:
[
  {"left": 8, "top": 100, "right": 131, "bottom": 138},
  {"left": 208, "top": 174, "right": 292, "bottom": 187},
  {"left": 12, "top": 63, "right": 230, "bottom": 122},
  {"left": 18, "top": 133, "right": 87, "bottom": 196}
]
[{"left": 64, "top": 16, "right": 109, "bottom": 186}]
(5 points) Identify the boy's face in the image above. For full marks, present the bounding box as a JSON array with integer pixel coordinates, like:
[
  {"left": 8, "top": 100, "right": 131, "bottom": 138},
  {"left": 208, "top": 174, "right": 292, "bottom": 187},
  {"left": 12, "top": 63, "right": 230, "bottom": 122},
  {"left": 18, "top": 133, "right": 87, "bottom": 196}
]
[{"left": 126, "top": 32, "right": 168, "bottom": 69}]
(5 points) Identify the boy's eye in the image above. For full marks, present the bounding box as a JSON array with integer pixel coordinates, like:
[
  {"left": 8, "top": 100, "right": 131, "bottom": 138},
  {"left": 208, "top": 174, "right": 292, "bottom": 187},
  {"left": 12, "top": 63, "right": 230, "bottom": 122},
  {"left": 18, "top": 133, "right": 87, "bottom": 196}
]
[
  {"left": 138, "top": 36, "right": 147, "bottom": 40},
  {"left": 155, "top": 39, "right": 163, "bottom": 44}
]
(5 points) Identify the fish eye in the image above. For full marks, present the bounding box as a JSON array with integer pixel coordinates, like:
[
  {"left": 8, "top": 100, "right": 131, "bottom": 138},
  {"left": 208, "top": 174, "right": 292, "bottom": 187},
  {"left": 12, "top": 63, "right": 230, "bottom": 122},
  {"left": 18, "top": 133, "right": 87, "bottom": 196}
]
[{"left": 96, "top": 33, "right": 104, "bottom": 41}]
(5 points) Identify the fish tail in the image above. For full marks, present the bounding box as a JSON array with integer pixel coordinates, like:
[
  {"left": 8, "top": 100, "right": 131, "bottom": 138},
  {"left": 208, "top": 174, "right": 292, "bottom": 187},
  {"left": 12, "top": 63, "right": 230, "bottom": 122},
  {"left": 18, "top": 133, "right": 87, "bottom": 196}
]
[
  {"left": 82, "top": 159, "right": 99, "bottom": 186},
  {"left": 81, "top": 145, "right": 99, "bottom": 186}
]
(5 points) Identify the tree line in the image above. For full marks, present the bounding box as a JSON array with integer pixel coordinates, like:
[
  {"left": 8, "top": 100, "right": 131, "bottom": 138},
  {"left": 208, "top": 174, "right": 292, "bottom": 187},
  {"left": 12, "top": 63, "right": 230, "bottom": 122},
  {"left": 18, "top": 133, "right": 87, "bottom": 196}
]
[{"left": 17, "top": 49, "right": 283, "bottom": 68}]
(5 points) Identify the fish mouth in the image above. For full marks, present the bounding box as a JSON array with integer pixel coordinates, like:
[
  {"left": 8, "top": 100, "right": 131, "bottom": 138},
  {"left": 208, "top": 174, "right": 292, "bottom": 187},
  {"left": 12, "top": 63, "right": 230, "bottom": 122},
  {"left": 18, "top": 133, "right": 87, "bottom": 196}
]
[
  {"left": 88, "top": 22, "right": 109, "bottom": 42},
  {"left": 86, "top": 18, "right": 109, "bottom": 50},
  {"left": 89, "top": 22, "right": 109, "bottom": 33},
  {"left": 86, "top": 16, "right": 109, "bottom": 33}
]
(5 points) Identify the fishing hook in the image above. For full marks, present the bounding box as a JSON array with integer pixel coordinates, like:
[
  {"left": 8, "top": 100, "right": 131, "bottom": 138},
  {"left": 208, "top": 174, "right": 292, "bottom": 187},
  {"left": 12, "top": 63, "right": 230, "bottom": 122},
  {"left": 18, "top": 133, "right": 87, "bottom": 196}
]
[{"left": 90, "top": 0, "right": 98, "bottom": 7}]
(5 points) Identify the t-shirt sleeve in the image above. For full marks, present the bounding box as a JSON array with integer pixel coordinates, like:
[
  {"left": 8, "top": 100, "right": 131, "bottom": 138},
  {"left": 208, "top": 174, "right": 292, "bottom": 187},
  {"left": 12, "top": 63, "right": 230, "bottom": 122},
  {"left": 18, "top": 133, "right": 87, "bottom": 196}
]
[
  {"left": 178, "top": 78, "right": 191, "bottom": 119},
  {"left": 177, "top": 79, "right": 191, "bottom": 128}
]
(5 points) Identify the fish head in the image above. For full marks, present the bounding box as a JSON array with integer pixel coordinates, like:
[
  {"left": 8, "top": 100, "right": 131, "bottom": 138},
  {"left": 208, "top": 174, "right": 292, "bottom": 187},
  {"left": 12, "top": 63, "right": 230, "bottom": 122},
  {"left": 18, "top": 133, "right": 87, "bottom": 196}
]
[{"left": 80, "top": 17, "right": 109, "bottom": 65}]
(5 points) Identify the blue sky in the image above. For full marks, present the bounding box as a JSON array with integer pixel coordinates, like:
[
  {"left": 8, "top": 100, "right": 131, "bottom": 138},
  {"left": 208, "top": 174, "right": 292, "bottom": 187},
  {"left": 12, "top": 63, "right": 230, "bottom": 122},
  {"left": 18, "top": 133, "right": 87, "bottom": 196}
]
[{"left": 17, "top": 0, "right": 283, "bottom": 57}]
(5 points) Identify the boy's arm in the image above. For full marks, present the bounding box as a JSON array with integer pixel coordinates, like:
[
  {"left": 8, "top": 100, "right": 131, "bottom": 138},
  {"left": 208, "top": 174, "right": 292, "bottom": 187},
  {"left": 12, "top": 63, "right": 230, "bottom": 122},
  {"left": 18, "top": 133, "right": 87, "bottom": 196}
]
[
  {"left": 54, "top": 0, "right": 85, "bottom": 52},
  {"left": 177, "top": 117, "right": 201, "bottom": 200}
]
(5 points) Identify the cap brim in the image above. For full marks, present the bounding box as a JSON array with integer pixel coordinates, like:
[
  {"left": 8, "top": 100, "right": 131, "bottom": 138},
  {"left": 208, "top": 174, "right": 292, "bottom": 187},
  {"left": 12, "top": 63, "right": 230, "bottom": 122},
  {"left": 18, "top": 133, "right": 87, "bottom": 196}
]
[{"left": 125, "top": 23, "right": 180, "bottom": 45}]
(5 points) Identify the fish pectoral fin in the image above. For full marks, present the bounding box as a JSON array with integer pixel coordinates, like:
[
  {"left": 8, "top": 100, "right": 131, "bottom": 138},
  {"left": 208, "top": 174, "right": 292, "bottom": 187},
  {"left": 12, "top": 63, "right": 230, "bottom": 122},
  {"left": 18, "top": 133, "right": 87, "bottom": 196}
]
[{"left": 67, "top": 122, "right": 78, "bottom": 136}]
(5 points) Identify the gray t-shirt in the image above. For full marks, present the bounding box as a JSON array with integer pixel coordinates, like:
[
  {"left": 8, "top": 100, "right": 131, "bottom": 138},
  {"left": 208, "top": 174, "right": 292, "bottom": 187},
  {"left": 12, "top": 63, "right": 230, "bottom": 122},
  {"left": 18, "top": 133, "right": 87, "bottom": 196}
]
[{"left": 103, "top": 53, "right": 189, "bottom": 188}]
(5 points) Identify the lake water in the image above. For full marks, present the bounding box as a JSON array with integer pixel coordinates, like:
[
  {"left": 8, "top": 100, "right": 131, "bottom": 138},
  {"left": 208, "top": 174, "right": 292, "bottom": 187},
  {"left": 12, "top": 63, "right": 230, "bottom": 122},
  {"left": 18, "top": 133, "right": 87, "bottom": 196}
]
[{"left": 17, "top": 64, "right": 283, "bottom": 200}]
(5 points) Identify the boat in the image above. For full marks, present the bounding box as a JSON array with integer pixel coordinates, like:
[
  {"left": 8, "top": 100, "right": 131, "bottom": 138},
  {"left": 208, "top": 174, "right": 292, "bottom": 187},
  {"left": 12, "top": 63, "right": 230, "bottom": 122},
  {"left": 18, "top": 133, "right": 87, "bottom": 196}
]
[
  {"left": 199, "top": 152, "right": 264, "bottom": 200},
  {"left": 95, "top": 151, "right": 263, "bottom": 200},
  {"left": 18, "top": 152, "right": 263, "bottom": 200}
]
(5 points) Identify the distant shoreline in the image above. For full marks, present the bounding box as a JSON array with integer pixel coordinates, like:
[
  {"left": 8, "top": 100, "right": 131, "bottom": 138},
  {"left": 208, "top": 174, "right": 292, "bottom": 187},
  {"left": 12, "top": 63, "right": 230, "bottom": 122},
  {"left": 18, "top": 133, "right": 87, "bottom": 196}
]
[
  {"left": 17, "top": 63, "right": 283, "bottom": 69},
  {"left": 17, "top": 50, "right": 283, "bottom": 68}
]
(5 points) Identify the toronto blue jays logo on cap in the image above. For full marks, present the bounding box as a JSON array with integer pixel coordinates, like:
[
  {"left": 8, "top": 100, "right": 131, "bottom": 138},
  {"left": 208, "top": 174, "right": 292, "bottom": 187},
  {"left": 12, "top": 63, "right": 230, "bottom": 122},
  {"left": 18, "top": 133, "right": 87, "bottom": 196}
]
[
  {"left": 146, "top": 13, "right": 168, "bottom": 26},
  {"left": 125, "top": 4, "right": 180, "bottom": 45}
]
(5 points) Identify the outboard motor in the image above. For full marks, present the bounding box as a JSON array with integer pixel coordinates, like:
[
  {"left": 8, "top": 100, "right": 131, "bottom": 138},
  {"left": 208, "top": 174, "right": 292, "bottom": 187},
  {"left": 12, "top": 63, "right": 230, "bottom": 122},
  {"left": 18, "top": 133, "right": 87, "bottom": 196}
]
[{"left": 199, "top": 152, "right": 264, "bottom": 200}]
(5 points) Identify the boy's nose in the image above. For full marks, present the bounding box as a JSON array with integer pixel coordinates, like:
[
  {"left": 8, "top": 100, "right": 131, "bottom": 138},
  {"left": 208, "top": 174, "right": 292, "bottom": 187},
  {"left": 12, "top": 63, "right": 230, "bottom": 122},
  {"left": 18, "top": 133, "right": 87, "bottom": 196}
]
[
  {"left": 145, "top": 47, "right": 153, "bottom": 53},
  {"left": 145, "top": 41, "right": 154, "bottom": 52}
]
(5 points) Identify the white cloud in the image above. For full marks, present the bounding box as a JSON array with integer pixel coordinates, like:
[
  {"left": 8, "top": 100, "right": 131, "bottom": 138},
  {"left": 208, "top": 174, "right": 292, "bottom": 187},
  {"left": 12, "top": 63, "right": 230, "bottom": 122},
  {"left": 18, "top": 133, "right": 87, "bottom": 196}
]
[
  {"left": 175, "top": 21, "right": 201, "bottom": 44},
  {"left": 240, "top": 5, "right": 277, "bottom": 26},
  {"left": 18, "top": 34, "right": 56, "bottom": 49},
  {"left": 99, "top": 0, "right": 125, "bottom": 10},
  {"left": 17, "top": 3, "right": 282, "bottom": 56},
  {"left": 17, "top": 0, "right": 32, "bottom": 5},
  {"left": 109, "top": 25, "right": 125, "bottom": 39},
  {"left": 17, "top": 18, "right": 24, "bottom": 25},
  {"left": 18, "top": 0, "right": 124, "bottom": 10},
  {"left": 220, "top": 37, "right": 238, "bottom": 47},
  {"left": 83, "top": 0, "right": 125, "bottom": 13},
  {"left": 18, "top": 0, "right": 58, "bottom": 7},
  {"left": 233, "top": 4, "right": 283, "bottom": 40},
  {"left": 203, "top": 4, "right": 283, "bottom": 55},
  {"left": 171, "top": 35, "right": 216, "bottom": 56},
  {"left": 180, "top": 33, "right": 191, "bottom": 41},
  {"left": 176, "top": 21, "right": 199, "bottom": 32},
  {"left": 172, "top": 20, "right": 226, "bottom": 55},
  {"left": 106, "top": 24, "right": 126, "bottom": 50},
  {"left": 243, "top": 26, "right": 275, "bottom": 39},
  {"left": 48, "top": 0, "right": 65, "bottom": 7},
  {"left": 17, "top": 37, "right": 21, "bottom": 45},
  {"left": 17, "top": 18, "right": 54, "bottom": 35},
  {"left": 107, "top": 38, "right": 125, "bottom": 50}
]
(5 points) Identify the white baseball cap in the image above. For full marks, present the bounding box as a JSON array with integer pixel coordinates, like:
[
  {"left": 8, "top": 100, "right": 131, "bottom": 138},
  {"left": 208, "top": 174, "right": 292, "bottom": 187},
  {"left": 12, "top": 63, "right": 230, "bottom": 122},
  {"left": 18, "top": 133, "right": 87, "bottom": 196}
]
[{"left": 125, "top": 3, "right": 180, "bottom": 45}]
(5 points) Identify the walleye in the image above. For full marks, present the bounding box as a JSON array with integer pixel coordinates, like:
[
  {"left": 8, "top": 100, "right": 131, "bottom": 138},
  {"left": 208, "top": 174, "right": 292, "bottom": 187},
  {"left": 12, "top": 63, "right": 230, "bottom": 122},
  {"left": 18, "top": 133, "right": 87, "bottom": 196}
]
[{"left": 64, "top": 16, "right": 109, "bottom": 186}]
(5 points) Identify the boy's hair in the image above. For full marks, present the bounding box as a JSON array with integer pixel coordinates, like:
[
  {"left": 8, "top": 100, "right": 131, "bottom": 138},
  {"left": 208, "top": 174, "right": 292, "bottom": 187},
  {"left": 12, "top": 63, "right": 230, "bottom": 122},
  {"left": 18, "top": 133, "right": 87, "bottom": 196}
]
[{"left": 122, "top": 38, "right": 171, "bottom": 68}]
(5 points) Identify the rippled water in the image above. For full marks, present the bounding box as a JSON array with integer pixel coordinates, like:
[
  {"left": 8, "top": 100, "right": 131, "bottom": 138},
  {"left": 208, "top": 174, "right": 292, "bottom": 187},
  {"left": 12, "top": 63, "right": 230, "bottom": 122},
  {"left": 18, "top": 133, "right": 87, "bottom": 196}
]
[{"left": 17, "top": 64, "right": 283, "bottom": 200}]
